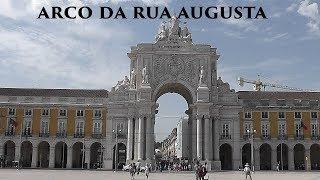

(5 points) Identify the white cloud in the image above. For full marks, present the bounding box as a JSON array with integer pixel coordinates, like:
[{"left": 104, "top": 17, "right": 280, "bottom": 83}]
[
  {"left": 286, "top": 3, "right": 298, "bottom": 12},
  {"left": 297, "top": 0, "right": 320, "bottom": 36},
  {"left": 263, "top": 32, "right": 289, "bottom": 42}
]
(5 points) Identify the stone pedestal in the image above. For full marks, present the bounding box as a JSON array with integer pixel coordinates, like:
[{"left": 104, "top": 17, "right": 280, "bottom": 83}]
[{"left": 212, "top": 160, "right": 221, "bottom": 170}]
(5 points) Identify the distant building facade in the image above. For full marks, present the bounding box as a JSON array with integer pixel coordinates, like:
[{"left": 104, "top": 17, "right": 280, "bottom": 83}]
[{"left": 176, "top": 117, "right": 189, "bottom": 160}]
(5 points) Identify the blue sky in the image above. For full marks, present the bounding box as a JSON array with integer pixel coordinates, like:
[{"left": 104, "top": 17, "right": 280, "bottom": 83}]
[{"left": 0, "top": 0, "right": 319, "bottom": 141}]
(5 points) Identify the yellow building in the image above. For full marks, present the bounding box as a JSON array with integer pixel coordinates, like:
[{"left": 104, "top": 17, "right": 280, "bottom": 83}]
[
  {"left": 237, "top": 91, "right": 320, "bottom": 171},
  {"left": 0, "top": 88, "right": 109, "bottom": 169}
]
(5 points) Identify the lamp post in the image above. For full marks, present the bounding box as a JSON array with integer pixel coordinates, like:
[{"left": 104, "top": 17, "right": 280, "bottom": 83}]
[
  {"left": 113, "top": 126, "right": 122, "bottom": 171},
  {"left": 247, "top": 128, "right": 256, "bottom": 171}
]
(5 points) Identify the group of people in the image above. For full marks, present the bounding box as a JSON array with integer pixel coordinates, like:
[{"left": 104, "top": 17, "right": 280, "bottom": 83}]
[
  {"left": 128, "top": 162, "right": 151, "bottom": 179},
  {"left": 194, "top": 162, "right": 208, "bottom": 180}
]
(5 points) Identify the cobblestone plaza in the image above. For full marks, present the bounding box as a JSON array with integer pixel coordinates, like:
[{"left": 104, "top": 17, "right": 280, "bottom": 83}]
[{"left": 1, "top": 169, "right": 320, "bottom": 180}]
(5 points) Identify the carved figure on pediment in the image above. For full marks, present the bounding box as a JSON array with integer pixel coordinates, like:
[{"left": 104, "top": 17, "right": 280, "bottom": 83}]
[
  {"left": 142, "top": 66, "right": 149, "bottom": 84},
  {"left": 130, "top": 68, "right": 136, "bottom": 88},
  {"left": 199, "top": 65, "right": 205, "bottom": 86}
]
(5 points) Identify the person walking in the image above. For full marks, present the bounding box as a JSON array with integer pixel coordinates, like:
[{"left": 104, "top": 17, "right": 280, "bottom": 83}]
[
  {"left": 244, "top": 163, "right": 252, "bottom": 180},
  {"left": 136, "top": 161, "right": 141, "bottom": 175},
  {"left": 129, "top": 163, "right": 135, "bottom": 180},
  {"left": 194, "top": 163, "right": 199, "bottom": 180},
  {"left": 276, "top": 162, "right": 280, "bottom": 172},
  {"left": 145, "top": 163, "right": 150, "bottom": 179}
]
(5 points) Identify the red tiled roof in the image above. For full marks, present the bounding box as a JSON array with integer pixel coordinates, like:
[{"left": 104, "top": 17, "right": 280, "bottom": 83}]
[
  {"left": 0, "top": 88, "right": 108, "bottom": 98},
  {"left": 237, "top": 91, "right": 320, "bottom": 100}
]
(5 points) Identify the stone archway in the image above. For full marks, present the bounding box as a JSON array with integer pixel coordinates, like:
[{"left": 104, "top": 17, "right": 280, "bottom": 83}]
[
  {"left": 242, "top": 143, "right": 251, "bottom": 168},
  {"left": 72, "top": 142, "right": 85, "bottom": 168},
  {"left": 310, "top": 144, "right": 320, "bottom": 170},
  {"left": 259, "top": 143, "right": 271, "bottom": 170},
  {"left": 90, "top": 142, "right": 103, "bottom": 169},
  {"left": 107, "top": 17, "right": 240, "bottom": 171},
  {"left": 3, "top": 140, "right": 15, "bottom": 167},
  {"left": 20, "top": 141, "right": 33, "bottom": 167},
  {"left": 294, "top": 144, "right": 305, "bottom": 170},
  {"left": 37, "top": 141, "right": 50, "bottom": 168},
  {"left": 277, "top": 143, "right": 288, "bottom": 170},
  {"left": 219, "top": 143, "right": 232, "bottom": 170},
  {"left": 113, "top": 143, "right": 126, "bottom": 170},
  {"left": 55, "top": 141, "right": 67, "bottom": 168}
]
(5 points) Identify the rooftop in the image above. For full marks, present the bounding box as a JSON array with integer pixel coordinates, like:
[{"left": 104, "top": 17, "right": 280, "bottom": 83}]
[{"left": 0, "top": 88, "right": 108, "bottom": 98}]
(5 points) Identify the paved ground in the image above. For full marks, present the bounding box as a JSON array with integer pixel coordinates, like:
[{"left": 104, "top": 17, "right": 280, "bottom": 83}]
[{"left": 0, "top": 169, "right": 320, "bottom": 180}]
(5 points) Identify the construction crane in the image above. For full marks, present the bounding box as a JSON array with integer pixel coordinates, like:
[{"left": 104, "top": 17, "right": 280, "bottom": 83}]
[{"left": 238, "top": 75, "right": 314, "bottom": 92}]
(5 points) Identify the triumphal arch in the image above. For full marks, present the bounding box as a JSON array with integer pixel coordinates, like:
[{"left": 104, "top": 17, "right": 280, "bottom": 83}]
[{"left": 106, "top": 16, "right": 241, "bottom": 170}]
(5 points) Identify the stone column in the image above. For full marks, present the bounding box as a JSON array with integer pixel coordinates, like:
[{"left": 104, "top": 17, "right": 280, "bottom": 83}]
[
  {"left": 254, "top": 148, "right": 260, "bottom": 170},
  {"left": 137, "top": 117, "right": 144, "bottom": 160},
  {"left": 305, "top": 149, "right": 311, "bottom": 171},
  {"left": 85, "top": 148, "right": 90, "bottom": 169},
  {"left": 15, "top": 145, "right": 21, "bottom": 162},
  {"left": 288, "top": 148, "right": 294, "bottom": 170},
  {"left": 134, "top": 118, "right": 139, "bottom": 160},
  {"left": 32, "top": 146, "right": 37, "bottom": 168},
  {"left": 67, "top": 146, "right": 73, "bottom": 168},
  {"left": 204, "top": 117, "right": 212, "bottom": 161},
  {"left": 196, "top": 116, "right": 203, "bottom": 160},
  {"left": 271, "top": 147, "right": 277, "bottom": 170},
  {"left": 146, "top": 116, "right": 155, "bottom": 163},
  {"left": 126, "top": 117, "right": 133, "bottom": 162},
  {"left": 213, "top": 117, "right": 221, "bottom": 169},
  {"left": 49, "top": 147, "right": 55, "bottom": 168}
]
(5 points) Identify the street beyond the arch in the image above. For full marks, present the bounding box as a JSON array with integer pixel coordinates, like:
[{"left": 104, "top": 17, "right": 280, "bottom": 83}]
[{"left": 1, "top": 170, "right": 320, "bottom": 180}]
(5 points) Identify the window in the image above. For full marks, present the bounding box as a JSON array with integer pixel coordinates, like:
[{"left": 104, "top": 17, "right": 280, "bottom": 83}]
[
  {"left": 261, "top": 112, "right": 268, "bottom": 119},
  {"left": 260, "top": 100, "right": 269, "bottom": 106},
  {"left": 278, "top": 122, "right": 286, "bottom": 135},
  {"left": 294, "top": 99, "right": 302, "bottom": 106},
  {"left": 261, "top": 123, "right": 269, "bottom": 137},
  {"left": 42, "top": 109, "right": 50, "bottom": 116},
  {"left": 76, "top": 110, "right": 84, "bottom": 117},
  {"left": 295, "top": 112, "right": 302, "bottom": 119},
  {"left": 41, "top": 121, "right": 49, "bottom": 134},
  {"left": 59, "top": 109, "right": 67, "bottom": 117},
  {"left": 311, "top": 124, "right": 318, "bottom": 137},
  {"left": 311, "top": 112, "right": 318, "bottom": 119},
  {"left": 244, "top": 112, "right": 251, "bottom": 119},
  {"left": 8, "top": 108, "right": 15, "bottom": 116},
  {"left": 93, "top": 121, "right": 102, "bottom": 134},
  {"left": 222, "top": 123, "right": 230, "bottom": 137},
  {"left": 277, "top": 99, "right": 286, "bottom": 106},
  {"left": 24, "top": 121, "right": 32, "bottom": 134},
  {"left": 278, "top": 112, "right": 285, "bottom": 119},
  {"left": 116, "top": 123, "right": 124, "bottom": 132},
  {"left": 244, "top": 123, "right": 252, "bottom": 135},
  {"left": 76, "top": 121, "right": 84, "bottom": 134},
  {"left": 25, "top": 109, "right": 32, "bottom": 116},
  {"left": 58, "top": 121, "right": 66, "bottom": 133},
  {"left": 94, "top": 109, "right": 102, "bottom": 118},
  {"left": 295, "top": 122, "right": 302, "bottom": 136}
]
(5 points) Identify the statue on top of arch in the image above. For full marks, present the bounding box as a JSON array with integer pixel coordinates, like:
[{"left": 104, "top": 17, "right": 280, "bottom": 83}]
[{"left": 155, "top": 16, "right": 192, "bottom": 43}]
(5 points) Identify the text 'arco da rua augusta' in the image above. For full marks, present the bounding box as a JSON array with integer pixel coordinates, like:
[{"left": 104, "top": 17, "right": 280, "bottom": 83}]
[{"left": 37, "top": 6, "right": 268, "bottom": 20}]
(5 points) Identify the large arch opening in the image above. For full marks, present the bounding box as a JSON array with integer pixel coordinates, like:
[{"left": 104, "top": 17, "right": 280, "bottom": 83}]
[
  {"left": 113, "top": 143, "right": 126, "bottom": 170},
  {"left": 294, "top": 143, "right": 305, "bottom": 170},
  {"left": 277, "top": 143, "right": 288, "bottom": 170},
  {"left": 310, "top": 144, "right": 320, "bottom": 170},
  {"left": 154, "top": 83, "right": 192, "bottom": 167},
  {"left": 3, "top": 140, "right": 15, "bottom": 167},
  {"left": 242, "top": 143, "right": 251, "bottom": 168},
  {"left": 72, "top": 142, "right": 85, "bottom": 168},
  {"left": 259, "top": 143, "right": 271, "bottom": 170},
  {"left": 55, "top": 142, "right": 67, "bottom": 168},
  {"left": 219, "top": 143, "right": 232, "bottom": 170},
  {"left": 37, "top": 141, "right": 50, "bottom": 168},
  {"left": 20, "top": 141, "right": 33, "bottom": 167},
  {"left": 90, "top": 142, "right": 103, "bottom": 169}
]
